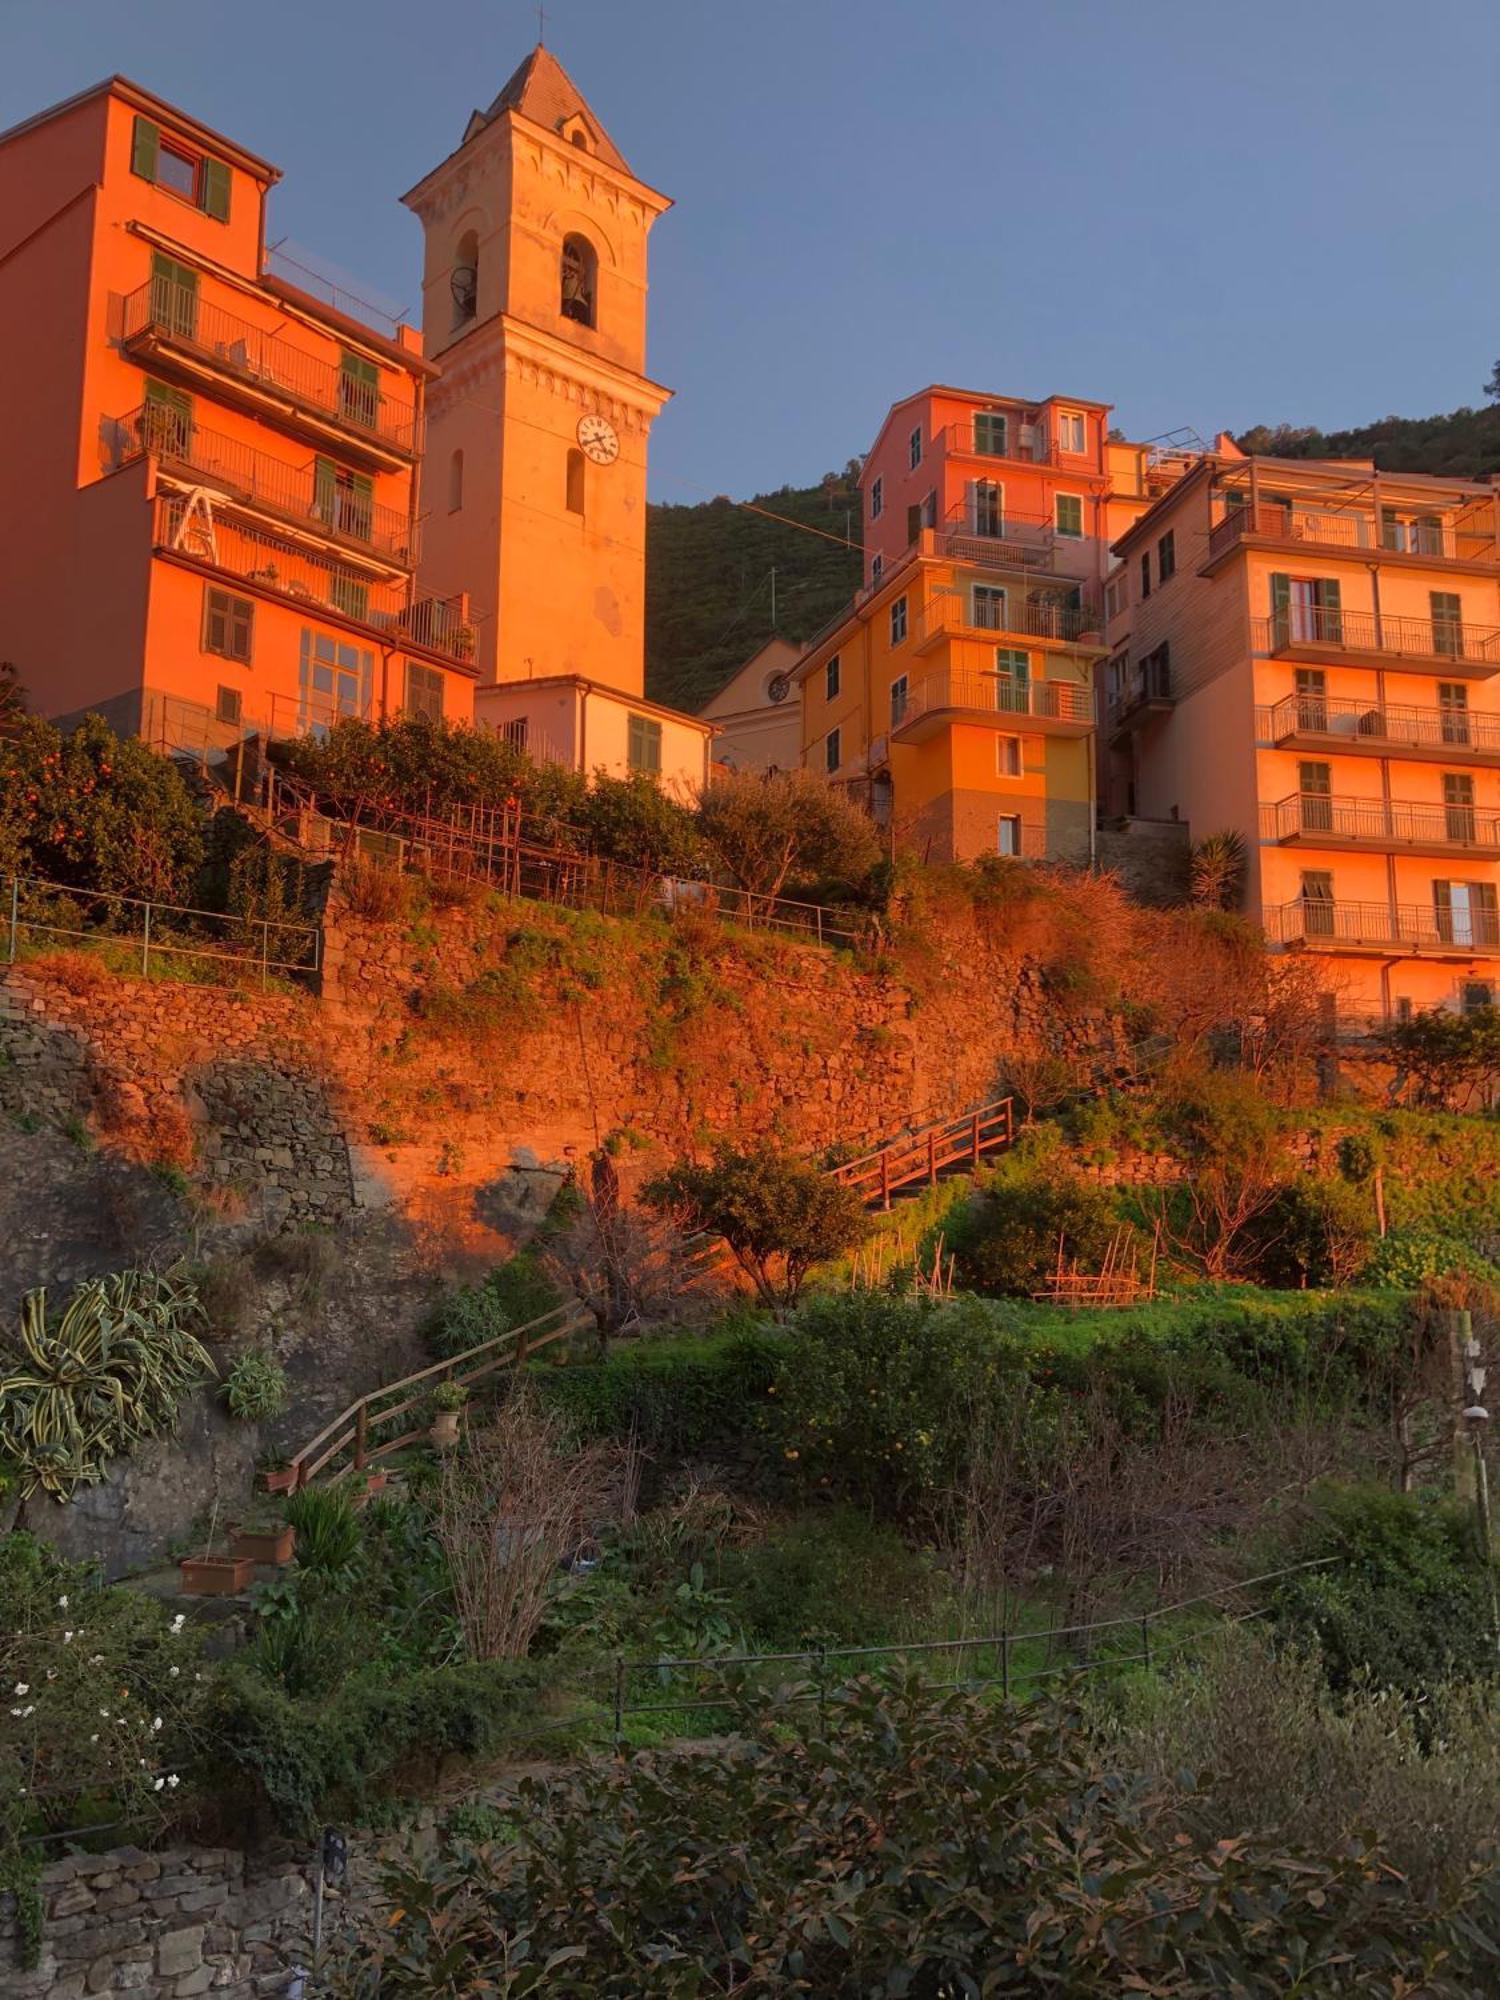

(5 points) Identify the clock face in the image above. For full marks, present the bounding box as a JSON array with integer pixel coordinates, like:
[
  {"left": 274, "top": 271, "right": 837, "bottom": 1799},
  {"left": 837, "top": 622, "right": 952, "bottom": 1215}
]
[{"left": 577, "top": 413, "right": 620, "bottom": 465}]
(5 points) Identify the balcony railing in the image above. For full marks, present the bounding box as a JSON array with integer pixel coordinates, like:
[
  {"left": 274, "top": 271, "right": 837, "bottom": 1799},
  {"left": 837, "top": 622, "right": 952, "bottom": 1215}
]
[
  {"left": 919, "top": 588, "right": 1103, "bottom": 649},
  {"left": 1259, "top": 693, "right": 1500, "bottom": 759},
  {"left": 1261, "top": 791, "right": 1500, "bottom": 853},
  {"left": 938, "top": 502, "right": 1059, "bottom": 569},
  {"left": 112, "top": 406, "right": 416, "bottom": 564},
  {"left": 1267, "top": 898, "right": 1500, "bottom": 954},
  {"left": 1107, "top": 655, "right": 1173, "bottom": 729},
  {"left": 893, "top": 669, "right": 1095, "bottom": 732},
  {"left": 936, "top": 420, "right": 1091, "bottom": 469},
  {"left": 1210, "top": 501, "right": 1497, "bottom": 566},
  {"left": 122, "top": 276, "right": 418, "bottom": 456},
  {"left": 153, "top": 497, "right": 474, "bottom": 665},
  {"left": 1254, "top": 607, "right": 1500, "bottom": 667}
]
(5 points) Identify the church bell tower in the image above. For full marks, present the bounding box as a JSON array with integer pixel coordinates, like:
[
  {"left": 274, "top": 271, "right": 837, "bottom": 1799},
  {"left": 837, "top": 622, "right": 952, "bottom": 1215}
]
[{"left": 402, "top": 47, "right": 672, "bottom": 697}]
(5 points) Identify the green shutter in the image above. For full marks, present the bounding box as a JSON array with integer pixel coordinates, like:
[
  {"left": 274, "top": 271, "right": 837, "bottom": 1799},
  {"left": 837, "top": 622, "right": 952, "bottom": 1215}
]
[
  {"left": 1269, "top": 572, "right": 1290, "bottom": 644},
  {"left": 131, "top": 117, "right": 160, "bottom": 182},
  {"left": 1315, "top": 577, "right": 1342, "bottom": 642},
  {"left": 201, "top": 157, "right": 231, "bottom": 222},
  {"left": 313, "top": 457, "right": 337, "bottom": 526}
]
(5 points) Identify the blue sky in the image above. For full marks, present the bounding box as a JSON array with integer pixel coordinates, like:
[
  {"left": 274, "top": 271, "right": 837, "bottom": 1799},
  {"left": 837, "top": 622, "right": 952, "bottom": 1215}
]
[{"left": 6, "top": 0, "right": 1498, "bottom": 503}]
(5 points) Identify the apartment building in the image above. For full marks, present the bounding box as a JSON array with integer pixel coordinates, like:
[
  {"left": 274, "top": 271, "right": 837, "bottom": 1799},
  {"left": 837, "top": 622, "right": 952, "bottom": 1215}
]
[
  {"left": 1107, "top": 449, "right": 1500, "bottom": 1020},
  {"left": 0, "top": 77, "right": 479, "bottom": 767},
  {"left": 796, "top": 386, "right": 1183, "bottom": 863}
]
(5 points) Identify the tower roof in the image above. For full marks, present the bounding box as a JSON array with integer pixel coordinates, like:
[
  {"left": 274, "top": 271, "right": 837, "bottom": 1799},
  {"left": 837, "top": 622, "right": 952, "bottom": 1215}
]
[{"left": 468, "top": 45, "right": 629, "bottom": 172}]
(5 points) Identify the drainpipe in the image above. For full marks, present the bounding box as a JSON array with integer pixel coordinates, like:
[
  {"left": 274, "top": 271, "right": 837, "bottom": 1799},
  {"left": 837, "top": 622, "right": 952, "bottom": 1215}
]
[{"left": 578, "top": 683, "right": 589, "bottom": 776}]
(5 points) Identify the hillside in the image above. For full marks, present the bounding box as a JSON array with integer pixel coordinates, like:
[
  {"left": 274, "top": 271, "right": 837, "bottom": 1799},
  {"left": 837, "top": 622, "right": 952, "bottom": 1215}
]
[
  {"left": 1237, "top": 393, "right": 1500, "bottom": 479},
  {"left": 645, "top": 467, "right": 863, "bottom": 714}
]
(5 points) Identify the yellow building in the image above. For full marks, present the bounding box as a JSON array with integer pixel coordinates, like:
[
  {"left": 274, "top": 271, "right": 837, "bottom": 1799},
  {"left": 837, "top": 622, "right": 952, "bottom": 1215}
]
[
  {"left": 1107, "top": 449, "right": 1500, "bottom": 1022},
  {"left": 402, "top": 47, "right": 712, "bottom": 790}
]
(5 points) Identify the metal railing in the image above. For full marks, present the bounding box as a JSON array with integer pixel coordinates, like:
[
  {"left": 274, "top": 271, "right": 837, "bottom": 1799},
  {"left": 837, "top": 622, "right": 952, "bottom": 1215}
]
[
  {"left": 938, "top": 502, "right": 1061, "bottom": 570},
  {"left": 936, "top": 419, "right": 1092, "bottom": 469},
  {"left": 894, "top": 669, "right": 1094, "bottom": 731},
  {"left": 1107, "top": 656, "right": 1173, "bottom": 728},
  {"left": 122, "top": 275, "right": 419, "bottom": 455},
  {"left": 1210, "top": 501, "right": 1497, "bottom": 566},
  {"left": 1259, "top": 693, "right": 1500, "bottom": 757},
  {"left": 831, "top": 1097, "right": 1014, "bottom": 1209},
  {"left": 919, "top": 589, "right": 1103, "bottom": 649},
  {"left": 153, "top": 497, "right": 475, "bottom": 665},
  {"left": 112, "top": 405, "right": 417, "bottom": 563},
  {"left": 1254, "top": 608, "right": 1500, "bottom": 666},
  {"left": 1267, "top": 897, "right": 1500, "bottom": 953},
  {"left": 1261, "top": 791, "right": 1500, "bottom": 851},
  {"left": 3, "top": 875, "right": 321, "bottom": 984}
]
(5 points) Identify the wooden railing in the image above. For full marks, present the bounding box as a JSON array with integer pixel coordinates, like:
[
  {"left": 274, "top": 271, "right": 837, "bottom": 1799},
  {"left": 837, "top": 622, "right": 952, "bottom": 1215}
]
[
  {"left": 831, "top": 1096, "right": 1015, "bottom": 1210},
  {"left": 286, "top": 1301, "right": 593, "bottom": 1490}
]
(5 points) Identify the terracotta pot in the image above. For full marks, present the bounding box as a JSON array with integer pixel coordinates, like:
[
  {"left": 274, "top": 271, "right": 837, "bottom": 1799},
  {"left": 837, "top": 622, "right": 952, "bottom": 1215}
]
[
  {"left": 429, "top": 1407, "right": 462, "bottom": 1447},
  {"left": 178, "top": 1554, "right": 255, "bottom": 1597},
  {"left": 256, "top": 1466, "right": 296, "bottom": 1495},
  {"left": 230, "top": 1524, "right": 296, "bottom": 1566}
]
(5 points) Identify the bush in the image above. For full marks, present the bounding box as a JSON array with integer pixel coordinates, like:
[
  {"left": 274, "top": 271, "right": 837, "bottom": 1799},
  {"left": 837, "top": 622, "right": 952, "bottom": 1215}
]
[
  {"left": 575, "top": 771, "right": 705, "bottom": 875},
  {"left": 424, "top": 1252, "right": 563, "bottom": 1361},
  {"left": 644, "top": 1142, "right": 870, "bottom": 1312},
  {"left": 715, "top": 1508, "right": 938, "bottom": 1649},
  {"left": 536, "top": 1325, "right": 788, "bottom": 1463},
  {"left": 950, "top": 1130, "right": 1120, "bottom": 1296},
  {"left": 1363, "top": 1227, "right": 1500, "bottom": 1290},
  {"left": 1270, "top": 1481, "right": 1496, "bottom": 1694},
  {"left": 284, "top": 1486, "right": 363, "bottom": 1578},
  {"left": 695, "top": 767, "right": 881, "bottom": 900},
  {"left": 221, "top": 1350, "right": 288, "bottom": 1421},
  {"left": 1236, "top": 1175, "right": 1376, "bottom": 1289},
  {"left": 326, "top": 1674, "right": 1499, "bottom": 1998}
]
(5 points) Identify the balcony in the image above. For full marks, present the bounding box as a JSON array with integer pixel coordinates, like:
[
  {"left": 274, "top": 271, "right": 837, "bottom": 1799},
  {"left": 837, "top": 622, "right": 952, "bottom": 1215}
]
[
  {"left": 937, "top": 503, "right": 1061, "bottom": 571},
  {"left": 121, "top": 276, "right": 419, "bottom": 467},
  {"left": 152, "top": 496, "right": 475, "bottom": 667},
  {"left": 936, "top": 419, "right": 1093, "bottom": 472},
  {"left": 891, "top": 669, "right": 1094, "bottom": 743},
  {"left": 1253, "top": 608, "right": 1500, "bottom": 679},
  {"left": 1259, "top": 693, "right": 1500, "bottom": 768},
  {"left": 916, "top": 587, "right": 1105, "bottom": 655},
  {"left": 111, "top": 406, "right": 416, "bottom": 567},
  {"left": 1267, "top": 898, "right": 1500, "bottom": 958},
  {"left": 1107, "top": 656, "right": 1174, "bottom": 736},
  {"left": 1208, "top": 500, "right": 1498, "bottom": 569},
  {"left": 1261, "top": 790, "right": 1500, "bottom": 859}
]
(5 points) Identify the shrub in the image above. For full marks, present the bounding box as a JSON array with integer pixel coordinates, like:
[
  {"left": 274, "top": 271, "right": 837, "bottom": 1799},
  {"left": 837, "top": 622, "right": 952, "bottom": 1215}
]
[
  {"left": 536, "top": 1325, "right": 787, "bottom": 1462},
  {"left": 715, "top": 1508, "right": 938, "bottom": 1649},
  {"left": 424, "top": 1252, "right": 563, "bottom": 1361},
  {"left": 1187, "top": 827, "right": 1248, "bottom": 910},
  {"left": 1236, "top": 1174, "right": 1376, "bottom": 1289},
  {"left": 1382, "top": 1003, "right": 1500, "bottom": 1111},
  {"left": 643, "top": 1142, "right": 870, "bottom": 1312},
  {"left": 695, "top": 767, "right": 881, "bottom": 900},
  {"left": 1363, "top": 1227, "right": 1499, "bottom": 1290},
  {"left": 326, "top": 1674, "right": 1498, "bottom": 1998},
  {"left": 1, "top": 1269, "right": 213, "bottom": 1498},
  {"left": 284, "top": 1486, "right": 364, "bottom": 1578},
  {"left": 950, "top": 1131, "right": 1120, "bottom": 1296},
  {"left": 575, "top": 771, "right": 705, "bottom": 875},
  {"left": 221, "top": 1350, "right": 289, "bottom": 1421}
]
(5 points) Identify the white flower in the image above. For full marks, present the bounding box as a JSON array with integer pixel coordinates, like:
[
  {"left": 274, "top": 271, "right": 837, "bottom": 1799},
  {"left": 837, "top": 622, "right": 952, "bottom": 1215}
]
[
  {"left": 152, "top": 1717, "right": 162, "bottom": 1732},
  {"left": 153, "top": 1777, "right": 165, "bottom": 1792},
  {"left": 62, "top": 1631, "right": 73, "bottom": 1644},
  {"left": 16, "top": 1787, "right": 25, "bottom": 1798},
  {"left": 166, "top": 1774, "right": 179, "bottom": 1790},
  {"left": 57, "top": 1595, "right": 68, "bottom": 1610},
  {"left": 170, "top": 1615, "right": 186, "bottom": 1635},
  {"left": 89, "top": 1734, "right": 99, "bottom": 1745},
  {"left": 99, "top": 1709, "right": 110, "bottom": 1719},
  {"left": 9, "top": 1708, "right": 23, "bottom": 1718},
  {"left": 168, "top": 1667, "right": 180, "bottom": 1680},
  {"left": 89, "top": 1655, "right": 105, "bottom": 1667},
  {"left": 45, "top": 1670, "right": 56, "bottom": 1682},
  {"left": 12, "top": 1684, "right": 28, "bottom": 1698}
]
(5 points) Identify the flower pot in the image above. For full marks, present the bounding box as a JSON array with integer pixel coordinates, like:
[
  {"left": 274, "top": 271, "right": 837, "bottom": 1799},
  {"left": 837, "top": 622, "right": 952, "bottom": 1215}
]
[
  {"left": 179, "top": 1554, "right": 255, "bottom": 1597},
  {"left": 257, "top": 1466, "right": 296, "bottom": 1495},
  {"left": 230, "top": 1524, "right": 296, "bottom": 1566},
  {"left": 429, "top": 1407, "right": 462, "bottom": 1447}
]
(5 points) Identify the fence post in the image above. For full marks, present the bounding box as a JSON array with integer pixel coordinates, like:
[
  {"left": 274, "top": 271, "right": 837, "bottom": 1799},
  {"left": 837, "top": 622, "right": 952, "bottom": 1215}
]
[
  {"left": 353, "top": 1403, "right": 368, "bottom": 1473},
  {"left": 261, "top": 921, "right": 270, "bottom": 991},
  {"left": 514, "top": 1322, "right": 529, "bottom": 1369},
  {"left": 1140, "top": 1613, "right": 1152, "bottom": 1673},
  {"left": 880, "top": 1149, "right": 890, "bottom": 1213},
  {"left": 927, "top": 1130, "right": 937, "bottom": 1187},
  {"left": 1000, "top": 1631, "right": 1010, "bottom": 1700},
  {"left": 612, "top": 1654, "right": 626, "bottom": 1748},
  {"left": 6, "top": 878, "right": 16, "bottom": 965},
  {"left": 141, "top": 901, "right": 152, "bottom": 978},
  {"left": 972, "top": 1110, "right": 981, "bottom": 1165},
  {"left": 816, "top": 905, "right": 824, "bottom": 948}
]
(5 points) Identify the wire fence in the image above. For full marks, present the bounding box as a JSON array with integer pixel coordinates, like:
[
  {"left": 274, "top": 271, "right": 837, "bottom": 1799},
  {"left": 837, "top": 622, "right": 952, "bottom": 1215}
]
[{"left": 3, "top": 875, "right": 322, "bottom": 987}]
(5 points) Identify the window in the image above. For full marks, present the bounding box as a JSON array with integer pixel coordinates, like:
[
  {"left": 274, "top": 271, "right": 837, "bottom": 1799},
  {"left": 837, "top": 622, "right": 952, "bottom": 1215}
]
[
  {"left": 298, "top": 628, "right": 372, "bottom": 734},
  {"left": 997, "top": 814, "right": 1022, "bottom": 856},
  {"left": 1461, "top": 979, "right": 1496, "bottom": 1016},
  {"left": 1294, "top": 667, "right": 1328, "bottom": 731},
  {"left": 149, "top": 251, "right": 198, "bottom": 339},
  {"left": 202, "top": 587, "right": 253, "bottom": 664},
  {"left": 313, "top": 458, "right": 374, "bottom": 543},
  {"left": 825, "top": 656, "right": 841, "bottom": 701},
  {"left": 337, "top": 352, "right": 381, "bottom": 433},
  {"left": 870, "top": 554, "right": 883, "bottom": 583},
  {"left": 994, "top": 648, "right": 1031, "bottom": 712},
  {"left": 1440, "top": 682, "right": 1471, "bottom": 745},
  {"left": 1431, "top": 590, "right": 1464, "bottom": 659},
  {"left": 1056, "top": 412, "right": 1086, "bottom": 455},
  {"left": 890, "top": 674, "right": 908, "bottom": 726},
  {"left": 142, "top": 378, "right": 193, "bottom": 456},
  {"left": 825, "top": 726, "right": 841, "bottom": 773},
  {"left": 971, "top": 479, "right": 1003, "bottom": 536},
  {"left": 451, "top": 230, "right": 479, "bottom": 328},
  {"left": 1443, "top": 772, "right": 1477, "bottom": 843},
  {"left": 908, "top": 425, "right": 923, "bottom": 470},
  {"left": 1300, "top": 869, "right": 1335, "bottom": 937},
  {"left": 329, "top": 571, "right": 370, "bottom": 621},
  {"left": 561, "top": 234, "right": 598, "bottom": 327},
  {"left": 996, "top": 735, "right": 1022, "bottom": 777},
  {"left": 1436, "top": 881, "right": 1498, "bottom": 948},
  {"left": 889, "top": 595, "right": 908, "bottom": 644},
  {"left": 1395, "top": 996, "right": 1415, "bottom": 1026},
  {"left": 1272, "top": 574, "right": 1341, "bottom": 646},
  {"left": 566, "top": 448, "right": 585, "bottom": 516},
  {"left": 501, "top": 718, "right": 530, "bottom": 753},
  {"left": 130, "top": 116, "right": 231, "bottom": 220},
  {"left": 1298, "top": 759, "right": 1333, "bottom": 833},
  {"left": 870, "top": 476, "right": 884, "bottom": 520},
  {"left": 1157, "top": 530, "right": 1176, "bottom": 583},
  {"left": 214, "top": 685, "right": 243, "bottom": 727},
  {"left": 972, "top": 585, "right": 1007, "bottom": 632},
  {"left": 974, "top": 410, "right": 1008, "bottom": 456},
  {"left": 1139, "top": 551, "right": 1151, "bottom": 600},
  {"left": 627, "top": 713, "right": 662, "bottom": 775},
  {"left": 1055, "top": 494, "right": 1084, "bottom": 539},
  {"left": 906, "top": 503, "right": 923, "bottom": 544},
  {"left": 449, "top": 449, "right": 464, "bottom": 512},
  {"left": 405, "top": 661, "right": 444, "bottom": 724}
]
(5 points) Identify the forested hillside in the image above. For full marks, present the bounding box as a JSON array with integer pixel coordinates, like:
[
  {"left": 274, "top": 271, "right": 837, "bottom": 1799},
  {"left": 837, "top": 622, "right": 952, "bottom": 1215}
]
[
  {"left": 1237, "top": 392, "right": 1500, "bottom": 479},
  {"left": 645, "top": 467, "right": 863, "bottom": 713}
]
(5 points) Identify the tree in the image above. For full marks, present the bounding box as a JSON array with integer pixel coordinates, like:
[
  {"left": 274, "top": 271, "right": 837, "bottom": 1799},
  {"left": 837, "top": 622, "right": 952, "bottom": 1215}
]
[
  {"left": 695, "top": 769, "right": 881, "bottom": 901},
  {"left": 1143, "top": 1063, "right": 1292, "bottom": 1278},
  {"left": 643, "top": 1141, "right": 870, "bottom": 1313},
  {"left": 1187, "top": 828, "right": 1247, "bottom": 910},
  {"left": 574, "top": 771, "right": 705, "bottom": 876},
  {"left": 1382, "top": 1005, "right": 1500, "bottom": 1111}
]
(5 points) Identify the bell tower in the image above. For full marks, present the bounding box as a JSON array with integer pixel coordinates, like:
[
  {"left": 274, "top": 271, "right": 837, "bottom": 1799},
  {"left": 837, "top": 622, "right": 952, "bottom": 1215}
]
[{"left": 403, "top": 47, "right": 672, "bottom": 697}]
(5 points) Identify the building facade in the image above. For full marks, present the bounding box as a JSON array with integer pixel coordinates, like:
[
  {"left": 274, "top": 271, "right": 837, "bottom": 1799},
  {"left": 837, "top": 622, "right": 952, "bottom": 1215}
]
[
  {"left": 795, "top": 386, "right": 1180, "bottom": 864},
  {"left": 0, "top": 77, "right": 478, "bottom": 765},
  {"left": 1107, "top": 450, "right": 1500, "bottom": 1021},
  {"left": 699, "top": 636, "right": 803, "bottom": 775}
]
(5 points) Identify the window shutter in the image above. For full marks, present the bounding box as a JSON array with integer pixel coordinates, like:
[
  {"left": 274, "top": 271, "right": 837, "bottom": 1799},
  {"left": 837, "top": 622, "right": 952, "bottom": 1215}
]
[
  {"left": 313, "top": 458, "right": 337, "bottom": 524},
  {"left": 131, "top": 117, "right": 160, "bottom": 182},
  {"left": 201, "top": 157, "right": 231, "bottom": 222}
]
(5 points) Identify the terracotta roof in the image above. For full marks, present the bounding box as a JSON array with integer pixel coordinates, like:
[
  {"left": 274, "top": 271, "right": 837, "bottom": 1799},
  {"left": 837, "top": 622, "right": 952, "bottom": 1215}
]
[{"left": 476, "top": 46, "right": 628, "bottom": 171}]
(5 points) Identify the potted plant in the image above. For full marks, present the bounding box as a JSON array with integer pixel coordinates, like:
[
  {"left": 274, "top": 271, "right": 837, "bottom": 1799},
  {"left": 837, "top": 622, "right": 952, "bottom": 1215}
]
[
  {"left": 429, "top": 1378, "right": 468, "bottom": 1447},
  {"left": 229, "top": 1502, "right": 296, "bottom": 1567},
  {"left": 256, "top": 1452, "right": 297, "bottom": 1496},
  {"left": 179, "top": 1504, "right": 254, "bottom": 1596}
]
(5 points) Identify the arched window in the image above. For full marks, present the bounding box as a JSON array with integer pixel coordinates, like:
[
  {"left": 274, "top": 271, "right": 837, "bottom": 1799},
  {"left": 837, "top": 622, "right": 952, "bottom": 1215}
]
[
  {"left": 448, "top": 448, "right": 464, "bottom": 513},
  {"left": 451, "top": 229, "right": 478, "bottom": 330},
  {"left": 566, "top": 448, "right": 585, "bottom": 517},
  {"left": 560, "top": 234, "right": 597, "bottom": 328}
]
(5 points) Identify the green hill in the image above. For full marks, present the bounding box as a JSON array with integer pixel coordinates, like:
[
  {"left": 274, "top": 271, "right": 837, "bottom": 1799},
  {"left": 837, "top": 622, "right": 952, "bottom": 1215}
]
[
  {"left": 1236, "top": 397, "right": 1500, "bottom": 480},
  {"left": 645, "top": 467, "right": 863, "bottom": 714}
]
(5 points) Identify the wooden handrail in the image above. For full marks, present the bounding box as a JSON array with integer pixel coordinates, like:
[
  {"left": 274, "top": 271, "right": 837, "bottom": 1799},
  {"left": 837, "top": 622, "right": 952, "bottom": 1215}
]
[{"left": 832, "top": 1097, "right": 1014, "bottom": 1210}]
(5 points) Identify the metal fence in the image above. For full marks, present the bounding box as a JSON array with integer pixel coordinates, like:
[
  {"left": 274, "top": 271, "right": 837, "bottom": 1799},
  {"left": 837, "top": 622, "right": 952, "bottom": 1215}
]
[{"left": 3, "top": 876, "right": 322, "bottom": 986}]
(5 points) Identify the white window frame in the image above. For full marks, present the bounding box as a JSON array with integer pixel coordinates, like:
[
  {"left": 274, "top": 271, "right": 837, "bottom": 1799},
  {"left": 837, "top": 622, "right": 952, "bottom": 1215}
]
[
  {"left": 870, "top": 475, "right": 884, "bottom": 520},
  {"left": 890, "top": 673, "right": 909, "bottom": 725},
  {"left": 974, "top": 410, "right": 1008, "bottom": 457},
  {"left": 870, "top": 553, "right": 883, "bottom": 583},
  {"left": 972, "top": 584, "right": 1008, "bottom": 631},
  {"left": 1055, "top": 493, "right": 1085, "bottom": 539},
  {"left": 997, "top": 813, "right": 1023, "bottom": 857},
  {"left": 996, "top": 735, "right": 1022, "bottom": 778},
  {"left": 889, "top": 595, "right": 908, "bottom": 645},
  {"left": 1056, "top": 411, "right": 1086, "bottom": 455},
  {"left": 908, "top": 425, "right": 923, "bottom": 470}
]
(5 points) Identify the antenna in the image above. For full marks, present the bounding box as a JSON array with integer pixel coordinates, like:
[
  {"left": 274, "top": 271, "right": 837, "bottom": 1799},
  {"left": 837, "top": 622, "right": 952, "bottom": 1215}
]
[{"left": 537, "top": 0, "right": 547, "bottom": 43}]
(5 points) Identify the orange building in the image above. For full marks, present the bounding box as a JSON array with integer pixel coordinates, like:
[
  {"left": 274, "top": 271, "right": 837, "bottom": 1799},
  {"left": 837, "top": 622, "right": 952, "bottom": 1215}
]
[
  {"left": 0, "top": 78, "right": 480, "bottom": 763},
  {"left": 796, "top": 386, "right": 1183, "bottom": 862},
  {"left": 1107, "top": 450, "right": 1500, "bottom": 1022}
]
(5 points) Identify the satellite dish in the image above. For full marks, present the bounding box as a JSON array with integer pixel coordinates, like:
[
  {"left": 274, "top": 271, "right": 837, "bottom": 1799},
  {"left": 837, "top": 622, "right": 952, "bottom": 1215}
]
[{"left": 450, "top": 265, "right": 477, "bottom": 318}]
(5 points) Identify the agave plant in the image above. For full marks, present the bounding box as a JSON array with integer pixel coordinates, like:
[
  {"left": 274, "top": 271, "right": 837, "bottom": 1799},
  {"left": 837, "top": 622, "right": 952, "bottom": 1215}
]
[
  {"left": 1188, "top": 828, "right": 1248, "bottom": 911},
  {"left": 0, "top": 1268, "right": 215, "bottom": 1499}
]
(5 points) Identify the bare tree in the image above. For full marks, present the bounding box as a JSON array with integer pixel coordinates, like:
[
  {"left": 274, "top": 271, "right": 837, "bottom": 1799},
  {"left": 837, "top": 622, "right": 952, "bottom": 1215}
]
[{"left": 541, "top": 1170, "right": 717, "bottom": 1346}]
